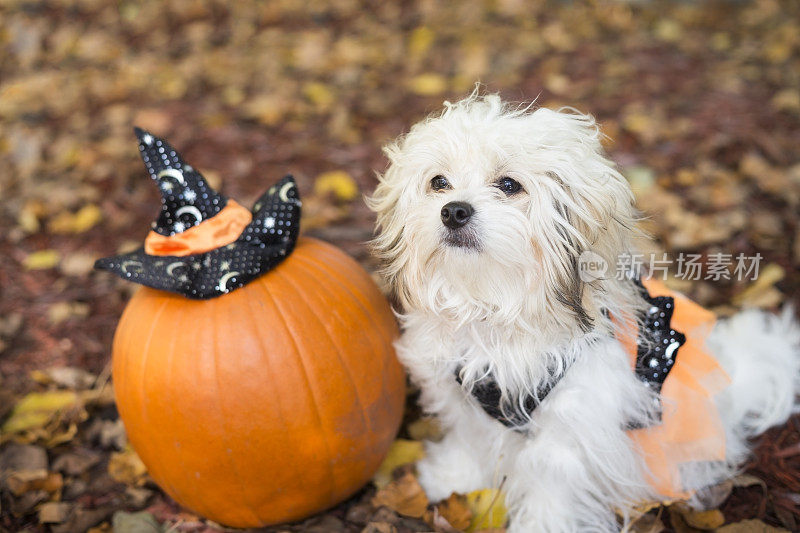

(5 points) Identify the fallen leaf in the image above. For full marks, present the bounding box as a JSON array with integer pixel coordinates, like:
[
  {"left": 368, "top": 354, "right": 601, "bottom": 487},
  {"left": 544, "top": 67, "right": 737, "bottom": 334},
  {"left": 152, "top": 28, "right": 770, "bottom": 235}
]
[
  {"left": 52, "top": 448, "right": 102, "bottom": 476},
  {"left": 409, "top": 74, "right": 447, "bottom": 96},
  {"left": 31, "top": 366, "right": 97, "bottom": 390},
  {"left": 629, "top": 511, "right": 666, "bottom": 533},
  {"left": 1, "top": 390, "right": 81, "bottom": 436},
  {"left": 731, "top": 473, "right": 767, "bottom": 489},
  {"left": 372, "top": 471, "right": 429, "bottom": 518},
  {"left": 771, "top": 89, "right": 800, "bottom": 112},
  {"left": 303, "top": 82, "right": 335, "bottom": 110},
  {"left": 46, "top": 302, "right": 91, "bottom": 325},
  {"left": 107, "top": 446, "right": 147, "bottom": 486},
  {"left": 408, "top": 26, "right": 435, "bottom": 57},
  {"left": 407, "top": 417, "right": 443, "bottom": 442},
  {"left": 6, "top": 471, "right": 62, "bottom": 496},
  {"left": 625, "top": 166, "right": 657, "bottom": 196},
  {"left": 732, "top": 263, "right": 785, "bottom": 307},
  {"left": 241, "top": 94, "right": 288, "bottom": 126},
  {"left": 60, "top": 252, "right": 98, "bottom": 277},
  {"left": 671, "top": 503, "right": 724, "bottom": 530},
  {"left": 466, "top": 488, "right": 507, "bottom": 532},
  {"left": 431, "top": 493, "right": 472, "bottom": 531},
  {"left": 23, "top": 249, "right": 61, "bottom": 270},
  {"left": 17, "top": 200, "right": 46, "bottom": 233},
  {"left": 111, "top": 510, "right": 163, "bottom": 533},
  {"left": 0, "top": 442, "right": 49, "bottom": 496},
  {"left": 314, "top": 170, "right": 359, "bottom": 202},
  {"left": 48, "top": 204, "right": 103, "bottom": 234},
  {"left": 52, "top": 507, "right": 113, "bottom": 533},
  {"left": 363, "top": 522, "right": 398, "bottom": 533},
  {"left": 39, "top": 501, "right": 72, "bottom": 524},
  {"left": 124, "top": 486, "right": 153, "bottom": 509},
  {"left": 0, "top": 443, "right": 48, "bottom": 488},
  {"left": 373, "top": 439, "right": 425, "bottom": 488},
  {"left": 716, "top": 519, "right": 790, "bottom": 533},
  {"left": 84, "top": 418, "right": 127, "bottom": 450}
]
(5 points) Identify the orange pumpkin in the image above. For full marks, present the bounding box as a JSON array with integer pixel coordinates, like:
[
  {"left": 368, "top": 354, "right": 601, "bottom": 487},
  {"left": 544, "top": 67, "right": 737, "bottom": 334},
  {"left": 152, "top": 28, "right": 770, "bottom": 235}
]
[{"left": 112, "top": 237, "right": 405, "bottom": 527}]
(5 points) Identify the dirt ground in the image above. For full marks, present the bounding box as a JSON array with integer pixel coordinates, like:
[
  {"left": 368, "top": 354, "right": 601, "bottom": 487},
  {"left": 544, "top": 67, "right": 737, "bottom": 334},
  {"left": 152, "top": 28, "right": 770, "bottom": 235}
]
[{"left": 1, "top": 1, "right": 798, "bottom": 532}]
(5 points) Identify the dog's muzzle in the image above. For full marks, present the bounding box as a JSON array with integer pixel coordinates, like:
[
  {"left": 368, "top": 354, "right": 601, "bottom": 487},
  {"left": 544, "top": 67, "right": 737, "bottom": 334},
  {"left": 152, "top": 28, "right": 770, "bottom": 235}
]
[
  {"left": 441, "top": 201, "right": 479, "bottom": 250},
  {"left": 441, "top": 201, "right": 474, "bottom": 229}
]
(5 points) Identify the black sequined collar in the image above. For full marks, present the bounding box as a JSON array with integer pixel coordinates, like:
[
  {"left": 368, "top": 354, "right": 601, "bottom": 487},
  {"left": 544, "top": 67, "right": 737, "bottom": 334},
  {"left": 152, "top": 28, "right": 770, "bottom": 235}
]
[{"left": 457, "top": 278, "right": 686, "bottom": 430}]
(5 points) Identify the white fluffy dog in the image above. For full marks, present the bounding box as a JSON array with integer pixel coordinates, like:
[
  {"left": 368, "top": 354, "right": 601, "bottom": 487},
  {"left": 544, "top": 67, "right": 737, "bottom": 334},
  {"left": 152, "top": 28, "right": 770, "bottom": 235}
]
[{"left": 367, "top": 93, "right": 800, "bottom": 532}]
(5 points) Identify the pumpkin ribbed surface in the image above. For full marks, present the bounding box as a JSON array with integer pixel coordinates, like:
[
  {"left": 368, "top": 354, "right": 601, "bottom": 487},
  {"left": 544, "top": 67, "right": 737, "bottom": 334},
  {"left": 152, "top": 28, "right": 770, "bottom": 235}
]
[{"left": 112, "top": 237, "right": 404, "bottom": 527}]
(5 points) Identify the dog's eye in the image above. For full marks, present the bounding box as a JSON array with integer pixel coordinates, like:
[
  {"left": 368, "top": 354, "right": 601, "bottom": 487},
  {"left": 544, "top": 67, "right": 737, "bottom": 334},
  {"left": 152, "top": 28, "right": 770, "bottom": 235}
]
[
  {"left": 430, "top": 175, "right": 451, "bottom": 191},
  {"left": 495, "top": 176, "right": 523, "bottom": 195}
]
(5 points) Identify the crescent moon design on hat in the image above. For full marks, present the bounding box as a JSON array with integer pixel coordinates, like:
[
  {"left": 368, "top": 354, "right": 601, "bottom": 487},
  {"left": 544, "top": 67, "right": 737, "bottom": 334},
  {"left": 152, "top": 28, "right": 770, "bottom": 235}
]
[{"left": 95, "top": 128, "right": 302, "bottom": 299}]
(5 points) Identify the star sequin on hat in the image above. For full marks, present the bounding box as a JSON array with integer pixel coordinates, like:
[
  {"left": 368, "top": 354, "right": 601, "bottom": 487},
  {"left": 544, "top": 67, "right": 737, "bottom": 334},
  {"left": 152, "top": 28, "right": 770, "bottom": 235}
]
[{"left": 95, "top": 128, "right": 301, "bottom": 299}]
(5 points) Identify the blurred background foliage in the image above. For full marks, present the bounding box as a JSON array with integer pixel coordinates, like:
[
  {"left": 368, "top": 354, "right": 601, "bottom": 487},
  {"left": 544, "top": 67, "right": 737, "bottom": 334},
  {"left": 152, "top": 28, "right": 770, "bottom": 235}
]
[{"left": 0, "top": 0, "right": 799, "bottom": 531}]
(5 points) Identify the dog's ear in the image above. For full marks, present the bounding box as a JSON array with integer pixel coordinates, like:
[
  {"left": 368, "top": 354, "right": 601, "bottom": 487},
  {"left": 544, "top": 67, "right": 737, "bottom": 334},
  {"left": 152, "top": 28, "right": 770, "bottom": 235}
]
[
  {"left": 552, "top": 200, "right": 593, "bottom": 332},
  {"left": 527, "top": 108, "right": 641, "bottom": 331},
  {"left": 366, "top": 148, "right": 412, "bottom": 302}
]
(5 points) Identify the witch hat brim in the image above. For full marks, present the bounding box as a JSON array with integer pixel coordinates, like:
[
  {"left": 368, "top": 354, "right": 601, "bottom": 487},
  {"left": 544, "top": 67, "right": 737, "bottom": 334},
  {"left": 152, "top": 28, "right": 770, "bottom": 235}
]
[{"left": 95, "top": 129, "right": 301, "bottom": 299}]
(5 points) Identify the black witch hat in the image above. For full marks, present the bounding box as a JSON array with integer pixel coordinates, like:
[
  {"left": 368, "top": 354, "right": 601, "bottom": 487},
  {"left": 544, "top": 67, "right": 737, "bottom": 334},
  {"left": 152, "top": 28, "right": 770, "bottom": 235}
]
[{"left": 95, "top": 128, "right": 301, "bottom": 299}]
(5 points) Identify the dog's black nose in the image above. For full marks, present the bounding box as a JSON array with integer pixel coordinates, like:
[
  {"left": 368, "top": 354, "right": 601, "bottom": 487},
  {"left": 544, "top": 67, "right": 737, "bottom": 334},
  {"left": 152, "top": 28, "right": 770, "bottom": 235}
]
[{"left": 441, "top": 201, "right": 474, "bottom": 229}]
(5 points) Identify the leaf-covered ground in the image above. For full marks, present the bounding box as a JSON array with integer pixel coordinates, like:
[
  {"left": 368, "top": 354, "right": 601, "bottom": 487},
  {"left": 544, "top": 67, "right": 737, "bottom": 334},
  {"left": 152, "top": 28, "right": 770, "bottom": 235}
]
[{"left": 1, "top": 1, "right": 798, "bottom": 532}]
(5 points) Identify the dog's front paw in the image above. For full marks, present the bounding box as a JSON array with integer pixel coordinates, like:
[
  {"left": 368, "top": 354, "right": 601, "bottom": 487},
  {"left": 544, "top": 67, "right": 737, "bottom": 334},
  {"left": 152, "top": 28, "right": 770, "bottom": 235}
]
[{"left": 415, "top": 440, "right": 491, "bottom": 502}]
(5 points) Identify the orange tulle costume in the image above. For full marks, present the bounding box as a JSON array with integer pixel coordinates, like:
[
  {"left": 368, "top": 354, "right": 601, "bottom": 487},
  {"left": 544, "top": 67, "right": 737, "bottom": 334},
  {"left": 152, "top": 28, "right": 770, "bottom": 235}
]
[{"left": 618, "top": 278, "right": 731, "bottom": 498}]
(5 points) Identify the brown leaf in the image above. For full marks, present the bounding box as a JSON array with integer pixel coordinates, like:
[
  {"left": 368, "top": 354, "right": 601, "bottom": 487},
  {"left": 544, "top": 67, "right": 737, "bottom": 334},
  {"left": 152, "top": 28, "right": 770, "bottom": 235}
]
[
  {"left": 107, "top": 446, "right": 147, "bottom": 486},
  {"left": 715, "top": 519, "right": 790, "bottom": 533},
  {"left": 39, "top": 502, "right": 73, "bottom": 524},
  {"left": 52, "top": 449, "right": 102, "bottom": 476},
  {"left": 31, "top": 366, "right": 97, "bottom": 390},
  {"left": 629, "top": 511, "right": 666, "bottom": 533},
  {"left": 669, "top": 503, "right": 724, "bottom": 532},
  {"left": 0, "top": 443, "right": 48, "bottom": 490},
  {"left": 111, "top": 511, "right": 163, "bottom": 533},
  {"left": 6, "top": 471, "right": 62, "bottom": 497},
  {"left": 362, "top": 523, "right": 398, "bottom": 533},
  {"left": 428, "top": 493, "right": 472, "bottom": 532},
  {"left": 372, "top": 471, "right": 429, "bottom": 518}
]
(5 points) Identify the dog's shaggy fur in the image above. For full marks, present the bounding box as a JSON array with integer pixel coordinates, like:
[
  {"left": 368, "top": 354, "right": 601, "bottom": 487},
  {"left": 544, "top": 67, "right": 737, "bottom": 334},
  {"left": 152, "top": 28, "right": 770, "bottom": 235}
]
[{"left": 367, "top": 92, "right": 800, "bottom": 532}]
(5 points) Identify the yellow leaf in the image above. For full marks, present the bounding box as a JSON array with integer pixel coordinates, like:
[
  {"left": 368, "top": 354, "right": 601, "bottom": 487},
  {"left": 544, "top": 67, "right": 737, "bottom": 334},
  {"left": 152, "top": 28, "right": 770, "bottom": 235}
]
[
  {"left": 108, "top": 446, "right": 148, "bottom": 486},
  {"left": 408, "top": 26, "right": 434, "bottom": 57},
  {"left": 303, "top": 82, "right": 335, "bottom": 110},
  {"left": 672, "top": 503, "right": 725, "bottom": 530},
  {"left": 71, "top": 204, "right": 103, "bottom": 232},
  {"left": 242, "top": 94, "right": 287, "bottom": 126},
  {"left": 407, "top": 417, "right": 443, "bottom": 442},
  {"left": 771, "top": 89, "right": 800, "bottom": 112},
  {"left": 623, "top": 112, "right": 654, "bottom": 136},
  {"left": 18, "top": 200, "right": 46, "bottom": 233},
  {"left": 24, "top": 250, "right": 61, "bottom": 270},
  {"left": 1, "top": 391, "right": 79, "bottom": 435},
  {"left": 373, "top": 439, "right": 425, "bottom": 488},
  {"left": 466, "top": 488, "right": 508, "bottom": 532},
  {"left": 409, "top": 74, "right": 447, "bottom": 96},
  {"left": 314, "top": 170, "right": 359, "bottom": 202},
  {"left": 49, "top": 204, "right": 102, "bottom": 234},
  {"left": 655, "top": 19, "right": 683, "bottom": 42},
  {"left": 711, "top": 32, "right": 731, "bottom": 51}
]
